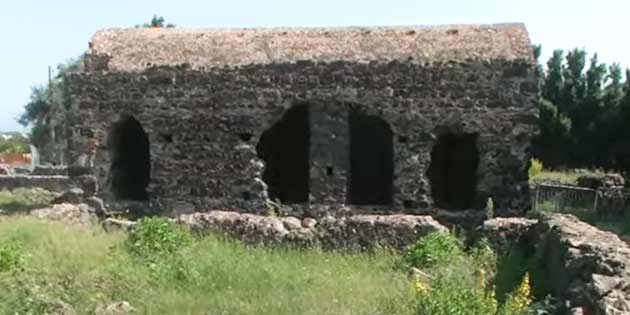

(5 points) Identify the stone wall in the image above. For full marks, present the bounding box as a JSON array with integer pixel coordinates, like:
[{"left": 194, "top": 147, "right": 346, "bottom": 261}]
[
  {"left": 484, "top": 215, "right": 630, "bottom": 315},
  {"left": 177, "top": 210, "right": 447, "bottom": 250},
  {"left": 535, "top": 214, "right": 630, "bottom": 315},
  {"left": 66, "top": 57, "right": 537, "bottom": 215},
  {"left": 0, "top": 175, "right": 76, "bottom": 192}
]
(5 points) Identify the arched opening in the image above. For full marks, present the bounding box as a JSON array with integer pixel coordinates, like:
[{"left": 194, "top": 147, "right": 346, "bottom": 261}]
[
  {"left": 347, "top": 111, "right": 394, "bottom": 205},
  {"left": 256, "top": 105, "right": 310, "bottom": 203},
  {"left": 108, "top": 115, "right": 151, "bottom": 201},
  {"left": 427, "top": 132, "right": 479, "bottom": 210}
]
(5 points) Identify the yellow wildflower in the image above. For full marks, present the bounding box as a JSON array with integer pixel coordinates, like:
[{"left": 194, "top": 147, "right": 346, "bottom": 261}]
[
  {"left": 514, "top": 272, "right": 532, "bottom": 308},
  {"left": 411, "top": 272, "right": 427, "bottom": 294},
  {"left": 502, "top": 273, "right": 533, "bottom": 315}
]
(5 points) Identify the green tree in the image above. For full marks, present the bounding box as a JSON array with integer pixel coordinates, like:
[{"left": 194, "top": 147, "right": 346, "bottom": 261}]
[
  {"left": 608, "top": 70, "right": 630, "bottom": 170},
  {"left": 19, "top": 57, "right": 82, "bottom": 150},
  {"left": 531, "top": 100, "right": 572, "bottom": 166},
  {"left": 532, "top": 45, "right": 544, "bottom": 83},
  {"left": 137, "top": 15, "right": 176, "bottom": 28},
  {"left": 578, "top": 54, "right": 608, "bottom": 164},
  {"left": 560, "top": 48, "right": 587, "bottom": 114},
  {"left": 542, "top": 50, "right": 564, "bottom": 105},
  {"left": 0, "top": 134, "right": 29, "bottom": 154},
  {"left": 605, "top": 64, "right": 625, "bottom": 107}
]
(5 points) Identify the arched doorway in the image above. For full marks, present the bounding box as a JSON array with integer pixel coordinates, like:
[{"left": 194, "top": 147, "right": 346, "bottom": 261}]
[
  {"left": 108, "top": 115, "right": 151, "bottom": 201},
  {"left": 256, "top": 105, "right": 310, "bottom": 203},
  {"left": 427, "top": 132, "right": 479, "bottom": 209},
  {"left": 347, "top": 111, "right": 394, "bottom": 205}
]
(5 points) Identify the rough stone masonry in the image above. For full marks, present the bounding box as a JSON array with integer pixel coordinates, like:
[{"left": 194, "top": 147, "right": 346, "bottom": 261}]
[{"left": 63, "top": 23, "right": 539, "bottom": 216}]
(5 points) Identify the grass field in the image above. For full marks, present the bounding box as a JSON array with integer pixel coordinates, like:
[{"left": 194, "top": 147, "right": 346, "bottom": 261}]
[
  {"left": 0, "top": 188, "right": 56, "bottom": 213},
  {"left": 0, "top": 188, "right": 548, "bottom": 314},
  {"left": 0, "top": 217, "right": 416, "bottom": 314},
  {"left": 529, "top": 169, "right": 604, "bottom": 186}
]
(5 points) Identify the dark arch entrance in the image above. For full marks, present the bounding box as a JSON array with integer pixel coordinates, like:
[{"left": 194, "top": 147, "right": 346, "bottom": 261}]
[
  {"left": 108, "top": 115, "right": 151, "bottom": 201},
  {"left": 427, "top": 132, "right": 479, "bottom": 210},
  {"left": 347, "top": 111, "right": 394, "bottom": 205},
  {"left": 256, "top": 105, "right": 310, "bottom": 203}
]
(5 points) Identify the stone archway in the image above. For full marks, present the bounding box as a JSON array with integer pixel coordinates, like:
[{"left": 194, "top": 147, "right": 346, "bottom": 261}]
[
  {"left": 347, "top": 111, "right": 394, "bottom": 205},
  {"left": 108, "top": 115, "right": 151, "bottom": 201},
  {"left": 256, "top": 105, "right": 310, "bottom": 203},
  {"left": 427, "top": 132, "right": 479, "bottom": 209}
]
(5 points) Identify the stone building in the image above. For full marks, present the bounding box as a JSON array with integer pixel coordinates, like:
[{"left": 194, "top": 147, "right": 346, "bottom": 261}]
[{"left": 65, "top": 23, "right": 538, "bottom": 216}]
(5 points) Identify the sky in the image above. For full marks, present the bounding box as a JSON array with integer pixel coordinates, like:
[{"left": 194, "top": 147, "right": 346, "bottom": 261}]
[{"left": 1, "top": 0, "right": 629, "bottom": 132}]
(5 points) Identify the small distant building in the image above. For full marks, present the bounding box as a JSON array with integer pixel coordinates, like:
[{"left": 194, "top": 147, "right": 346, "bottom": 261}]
[
  {"left": 64, "top": 23, "right": 539, "bottom": 215},
  {"left": 0, "top": 153, "right": 32, "bottom": 166}
]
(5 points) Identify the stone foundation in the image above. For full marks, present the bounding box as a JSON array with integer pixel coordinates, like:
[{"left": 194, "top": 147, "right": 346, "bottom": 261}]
[
  {"left": 0, "top": 175, "right": 76, "bottom": 192},
  {"left": 178, "top": 211, "right": 447, "bottom": 250}
]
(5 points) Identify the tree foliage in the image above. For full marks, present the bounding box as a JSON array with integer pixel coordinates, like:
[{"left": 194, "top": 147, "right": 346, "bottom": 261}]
[
  {"left": 19, "top": 57, "right": 82, "bottom": 149},
  {"left": 532, "top": 46, "right": 630, "bottom": 172},
  {"left": 136, "top": 15, "right": 176, "bottom": 28},
  {"left": 0, "top": 133, "right": 29, "bottom": 154}
]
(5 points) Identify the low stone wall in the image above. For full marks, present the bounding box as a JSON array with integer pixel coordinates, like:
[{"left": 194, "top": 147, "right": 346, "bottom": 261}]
[
  {"left": 0, "top": 175, "right": 77, "bottom": 192},
  {"left": 484, "top": 215, "right": 630, "bottom": 315},
  {"left": 482, "top": 217, "right": 536, "bottom": 254},
  {"left": 536, "top": 214, "right": 630, "bottom": 315},
  {"left": 31, "top": 165, "right": 69, "bottom": 176},
  {"left": 178, "top": 211, "right": 447, "bottom": 250}
]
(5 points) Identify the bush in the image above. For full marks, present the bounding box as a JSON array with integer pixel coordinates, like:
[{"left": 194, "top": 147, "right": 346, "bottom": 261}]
[
  {"left": 470, "top": 238, "right": 498, "bottom": 285},
  {"left": 405, "top": 232, "right": 463, "bottom": 269},
  {"left": 0, "top": 242, "right": 24, "bottom": 272},
  {"left": 412, "top": 256, "right": 534, "bottom": 315},
  {"left": 415, "top": 277, "right": 499, "bottom": 315},
  {"left": 125, "top": 217, "right": 191, "bottom": 259},
  {"left": 528, "top": 158, "right": 544, "bottom": 179}
]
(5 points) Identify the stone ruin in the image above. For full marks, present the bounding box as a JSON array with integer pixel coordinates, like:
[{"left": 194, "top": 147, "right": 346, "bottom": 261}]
[
  {"left": 3, "top": 23, "right": 628, "bottom": 314},
  {"left": 56, "top": 23, "right": 539, "bottom": 217}
]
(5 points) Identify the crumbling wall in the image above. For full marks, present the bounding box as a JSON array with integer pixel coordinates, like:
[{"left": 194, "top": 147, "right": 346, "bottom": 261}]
[
  {"left": 177, "top": 210, "right": 448, "bottom": 250},
  {"left": 484, "top": 215, "right": 630, "bottom": 315},
  {"left": 66, "top": 58, "right": 537, "bottom": 215}
]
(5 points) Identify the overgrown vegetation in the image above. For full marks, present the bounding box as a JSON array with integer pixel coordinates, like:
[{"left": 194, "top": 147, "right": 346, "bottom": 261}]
[
  {"left": 0, "top": 217, "right": 416, "bottom": 314},
  {"left": 406, "top": 232, "right": 555, "bottom": 315},
  {"left": 529, "top": 166, "right": 604, "bottom": 186},
  {"left": 125, "top": 217, "right": 192, "bottom": 260},
  {"left": 0, "top": 188, "right": 57, "bottom": 213},
  {"left": 0, "top": 216, "right": 558, "bottom": 314}
]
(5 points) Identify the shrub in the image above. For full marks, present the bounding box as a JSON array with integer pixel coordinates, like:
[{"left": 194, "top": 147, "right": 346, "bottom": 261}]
[
  {"left": 125, "top": 217, "right": 191, "bottom": 259},
  {"left": 405, "top": 232, "right": 463, "bottom": 269},
  {"left": 0, "top": 242, "right": 24, "bottom": 272},
  {"left": 528, "top": 158, "right": 544, "bottom": 179},
  {"left": 414, "top": 275, "right": 498, "bottom": 315},
  {"left": 412, "top": 261, "right": 535, "bottom": 315},
  {"left": 470, "top": 238, "right": 498, "bottom": 285}
]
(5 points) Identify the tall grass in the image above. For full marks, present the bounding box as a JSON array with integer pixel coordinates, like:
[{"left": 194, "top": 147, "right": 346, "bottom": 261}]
[
  {"left": 0, "top": 188, "right": 56, "bottom": 213},
  {"left": 0, "top": 217, "right": 416, "bottom": 314},
  {"left": 529, "top": 169, "right": 604, "bottom": 186}
]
